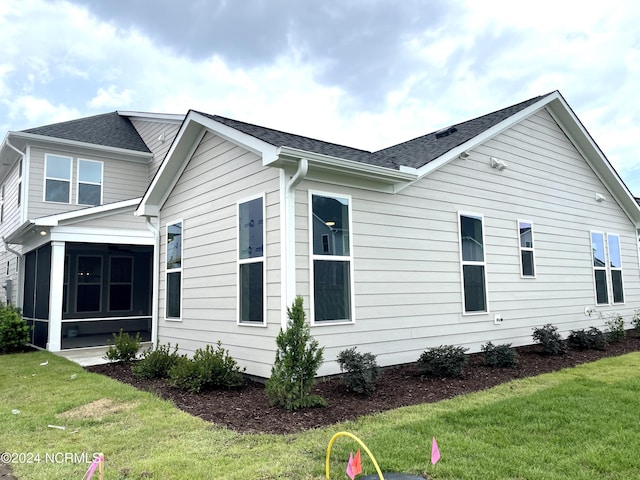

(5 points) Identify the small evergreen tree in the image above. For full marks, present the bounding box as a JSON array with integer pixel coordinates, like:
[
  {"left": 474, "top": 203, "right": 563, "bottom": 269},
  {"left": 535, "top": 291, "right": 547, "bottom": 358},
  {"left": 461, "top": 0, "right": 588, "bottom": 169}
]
[{"left": 266, "top": 296, "right": 325, "bottom": 410}]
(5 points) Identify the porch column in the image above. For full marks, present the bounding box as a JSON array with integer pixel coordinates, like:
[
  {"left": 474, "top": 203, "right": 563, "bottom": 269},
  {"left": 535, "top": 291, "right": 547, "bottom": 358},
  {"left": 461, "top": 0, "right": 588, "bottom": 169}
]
[{"left": 47, "top": 241, "right": 65, "bottom": 351}]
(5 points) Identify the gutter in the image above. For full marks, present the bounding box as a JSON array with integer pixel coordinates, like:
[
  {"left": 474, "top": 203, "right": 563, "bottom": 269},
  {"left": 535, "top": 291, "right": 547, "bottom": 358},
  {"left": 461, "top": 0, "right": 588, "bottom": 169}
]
[
  {"left": 145, "top": 216, "right": 160, "bottom": 348},
  {"left": 283, "top": 158, "right": 308, "bottom": 327}
]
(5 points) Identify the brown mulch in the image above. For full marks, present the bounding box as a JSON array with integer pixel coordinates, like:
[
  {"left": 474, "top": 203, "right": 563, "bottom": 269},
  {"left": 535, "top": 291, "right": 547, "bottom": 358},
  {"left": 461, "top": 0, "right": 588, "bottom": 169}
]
[
  {"left": 82, "top": 335, "right": 640, "bottom": 435},
  {"left": 2, "top": 338, "right": 639, "bottom": 480}
]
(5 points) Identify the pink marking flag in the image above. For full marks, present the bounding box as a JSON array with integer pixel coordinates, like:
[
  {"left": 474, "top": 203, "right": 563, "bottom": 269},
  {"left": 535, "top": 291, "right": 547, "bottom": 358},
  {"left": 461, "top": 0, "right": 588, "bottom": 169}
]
[
  {"left": 431, "top": 437, "right": 441, "bottom": 465},
  {"left": 82, "top": 457, "right": 99, "bottom": 480},
  {"left": 346, "top": 449, "right": 363, "bottom": 480}
]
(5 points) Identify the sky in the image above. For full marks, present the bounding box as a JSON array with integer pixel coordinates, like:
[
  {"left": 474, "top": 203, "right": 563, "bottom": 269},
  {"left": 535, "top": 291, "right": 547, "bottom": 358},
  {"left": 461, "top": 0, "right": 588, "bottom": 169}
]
[{"left": 1, "top": 0, "right": 639, "bottom": 193}]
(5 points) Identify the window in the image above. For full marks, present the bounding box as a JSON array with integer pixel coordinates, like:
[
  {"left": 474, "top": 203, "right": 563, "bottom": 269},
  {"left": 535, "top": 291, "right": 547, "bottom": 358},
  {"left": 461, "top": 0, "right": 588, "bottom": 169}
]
[
  {"left": 459, "top": 213, "right": 487, "bottom": 313},
  {"left": 45, "top": 154, "right": 71, "bottom": 203},
  {"left": 166, "top": 221, "right": 182, "bottom": 319},
  {"left": 78, "top": 159, "right": 103, "bottom": 205},
  {"left": 310, "top": 193, "right": 353, "bottom": 322},
  {"left": 109, "top": 257, "right": 133, "bottom": 311},
  {"left": 238, "top": 196, "right": 265, "bottom": 324},
  {"left": 1, "top": 185, "right": 4, "bottom": 223},
  {"left": 518, "top": 220, "right": 536, "bottom": 277},
  {"left": 76, "top": 256, "right": 102, "bottom": 312},
  {"left": 591, "top": 232, "right": 624, "bottom": 305},
  {"left": 608, "top": 234, "right": 624, "bottom": 304}
]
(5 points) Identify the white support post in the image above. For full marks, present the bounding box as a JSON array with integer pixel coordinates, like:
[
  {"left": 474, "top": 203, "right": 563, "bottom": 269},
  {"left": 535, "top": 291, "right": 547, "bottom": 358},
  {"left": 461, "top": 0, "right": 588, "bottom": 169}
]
[{"left": 47, "top": 241, "right": 65, "bottom": 352}]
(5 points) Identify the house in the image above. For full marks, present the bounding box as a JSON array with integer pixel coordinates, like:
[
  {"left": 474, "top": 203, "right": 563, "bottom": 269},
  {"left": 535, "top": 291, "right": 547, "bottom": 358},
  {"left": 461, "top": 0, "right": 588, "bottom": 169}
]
[
  {"left": 135, "top": 90, "right": 640, "bottom": 378},
  {"left": 0, "top": 111, "right": 183, "bottom": 350},
  {"left": 2, "top": 90, "right": 639, "bottom": 378}
]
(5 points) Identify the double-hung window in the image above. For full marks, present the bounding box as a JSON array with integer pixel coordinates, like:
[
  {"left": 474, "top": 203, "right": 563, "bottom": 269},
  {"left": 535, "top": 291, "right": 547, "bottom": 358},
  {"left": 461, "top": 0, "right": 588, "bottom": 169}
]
[
  {"left": 78, "top": 159, "right": 103, "bottom": 206},
  {"left": 459, "top": 213, "right": 488, "bottom": 313},
  {"left": 238, "top": 195, "right": 265, "bottom": 324},
  {"left": 166, "top": 221, "right": 183, "bottom": 319},
  {"left": 310, "top": 192, "right": 353, "bottom": 323},
  {"left": 45, "top": 154, "right": 72, "bottom": 203},
  {"left": 518, "top": 220, "right": 536, "bottom": 277},
  {"left": 591, "top": 232, "right": 624, "bottom": 305}
]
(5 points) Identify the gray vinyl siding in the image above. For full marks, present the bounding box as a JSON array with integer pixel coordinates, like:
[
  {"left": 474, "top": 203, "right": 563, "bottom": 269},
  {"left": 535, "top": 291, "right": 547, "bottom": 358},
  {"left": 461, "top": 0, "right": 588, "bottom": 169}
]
[
  {"left": 129, "top": 119, "right": 180, "bottom": 182},
  {"left": 0, "top": 159, "right": 24, "bottom": 305},
  {"left": 157, "top": 132, "right": 281, "bottom": 378},
  {"left": 297, "top": 108, "right": 640, "bottom": 375},
  {"left": 28, "top": 147, "right": 149, "bottom": 219}
]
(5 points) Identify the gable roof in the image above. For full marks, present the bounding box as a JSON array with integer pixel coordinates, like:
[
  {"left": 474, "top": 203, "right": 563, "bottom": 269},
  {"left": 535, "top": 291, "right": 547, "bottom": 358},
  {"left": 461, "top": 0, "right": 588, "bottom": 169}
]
[
  {"left": 196, "top": 94, "right": 550, "bottom": 171},
  {"left": 22, "top": 112, "right": 151, "bottom": 153},
  {"left": 137, "top": 91, "right": 640, "bottom": 224},
  {"left": 373, "top": 94, "right": 551, "bottom": 169}
]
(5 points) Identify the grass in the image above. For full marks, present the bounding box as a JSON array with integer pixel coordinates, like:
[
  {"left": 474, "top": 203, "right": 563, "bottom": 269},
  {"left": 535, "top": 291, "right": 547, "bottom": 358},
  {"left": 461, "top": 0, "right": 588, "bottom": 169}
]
[{"left": 1, "top": 350, "right": 640, "bottom": 479}]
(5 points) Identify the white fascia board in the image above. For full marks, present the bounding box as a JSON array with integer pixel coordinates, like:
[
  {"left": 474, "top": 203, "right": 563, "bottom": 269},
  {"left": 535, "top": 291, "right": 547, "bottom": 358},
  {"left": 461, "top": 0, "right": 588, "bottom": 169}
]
[
  {"left": 546, "top": 96, "right": 640, "bottom": 225},
  {"left": 50, "top": 226, "right": 154, "bottom": 244},
  {"left": 136, "top": 111, "right": 280, "bottom": 217},
  {"left": 192, "top": 113, "right": 280, "bottom": 166},
  {"left": 117, "top": 111, "right": 185, "bottom": 124},
  {"left": 278, "top": 146, "right": 418, "bottom": 187},
  {"left": 136, "top": 116, "right": 206, "bottom": 217},
  {"left": 34, "top": 198, "right": 141, "bottom": 226},
  {"left": 413, "top": 92, "right": 561, "bottom": 179},
  {"left": 5, "top": 131, "right": 153, "bottom": 162}
]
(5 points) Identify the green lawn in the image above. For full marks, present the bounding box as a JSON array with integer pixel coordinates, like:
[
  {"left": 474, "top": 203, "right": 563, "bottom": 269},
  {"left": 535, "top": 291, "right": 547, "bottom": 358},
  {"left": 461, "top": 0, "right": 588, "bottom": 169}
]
[{"left": 1, "top": 350, "right": 639, "bottom": 479}]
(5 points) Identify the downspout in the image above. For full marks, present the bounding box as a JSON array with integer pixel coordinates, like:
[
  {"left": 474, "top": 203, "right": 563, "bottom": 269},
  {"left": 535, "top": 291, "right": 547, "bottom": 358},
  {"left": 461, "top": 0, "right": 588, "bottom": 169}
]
[
  {"left": 145, "top": 216, "right": 160, "bottom": 348},
  {"left": 283, "top": 158, "right": 308, "bottom": 328}
]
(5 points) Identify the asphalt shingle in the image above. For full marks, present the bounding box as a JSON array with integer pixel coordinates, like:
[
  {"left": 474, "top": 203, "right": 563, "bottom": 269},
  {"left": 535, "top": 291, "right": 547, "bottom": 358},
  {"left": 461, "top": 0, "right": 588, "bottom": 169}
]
[
  {"left": 198, "top": 93, "right": 552, "bottom": 170},
  {"left": 23, "top": 112, "right": 151, "bottom": 153}
]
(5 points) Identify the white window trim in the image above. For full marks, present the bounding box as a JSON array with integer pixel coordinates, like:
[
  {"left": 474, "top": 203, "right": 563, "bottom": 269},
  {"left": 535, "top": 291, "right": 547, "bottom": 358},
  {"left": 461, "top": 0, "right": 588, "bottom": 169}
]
[
  {"left": 607, "top": 232, "right": 625, "bottom": 305},
  {"left": 44, "top": 153, "right": 72, "bottom": 204},
  {"left": 518, "top": 219, "right": 536, "bottom": 279},
  {"left": 308, "top": 190, "right": 355, "bottom": 326},
  {"left": 236, "top": 193, "right": 267, "bottom": 327},
  {"left": 77, "top": 158, "right": 104, "bottom": 206},
  {"left": 458, "top": 211, "right": 489, "bottom": 315},
  {"left": 165, "top": 219, "right": 183, "bottom": 321},
  {"left": 591, "top": 230, "right": 608, "bottom": 306},
  {"left": 590, "top": 230, "right": 625, "bottom": 306}
]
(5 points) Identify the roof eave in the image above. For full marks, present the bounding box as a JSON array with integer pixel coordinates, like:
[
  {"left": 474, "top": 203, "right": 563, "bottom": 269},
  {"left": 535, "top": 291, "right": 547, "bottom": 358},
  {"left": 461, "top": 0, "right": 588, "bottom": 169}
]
[
  {"left": 278, "top": 146, "right": 418, "bottom": 186},
  {"left": 6, "top": 131, "right": 153, "bottom": 160}
]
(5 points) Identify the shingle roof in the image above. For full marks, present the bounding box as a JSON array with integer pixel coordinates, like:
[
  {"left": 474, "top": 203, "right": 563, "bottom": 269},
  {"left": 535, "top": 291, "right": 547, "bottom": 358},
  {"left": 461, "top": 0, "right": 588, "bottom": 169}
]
[
  {"left": 23, "top": 112, "right": 150, "bottom": 153},
  {"left": 373, "top": 94, "right": 551, "bottom": 168},
  {"left": 198, "top": 93, "right": 552, "bottom": 170},
  {"left": 197, "top": 112, "right": 376, "bottom": 164}
]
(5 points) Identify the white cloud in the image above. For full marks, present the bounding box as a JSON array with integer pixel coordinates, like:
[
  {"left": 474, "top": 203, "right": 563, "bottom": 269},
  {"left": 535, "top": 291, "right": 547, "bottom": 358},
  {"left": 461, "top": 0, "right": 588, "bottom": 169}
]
[
  {"left": 89, "top": 86, "right": 135, "bottom": 109},
  {"left": 7, "top": 95, "right": 80, "bottom": 126}
]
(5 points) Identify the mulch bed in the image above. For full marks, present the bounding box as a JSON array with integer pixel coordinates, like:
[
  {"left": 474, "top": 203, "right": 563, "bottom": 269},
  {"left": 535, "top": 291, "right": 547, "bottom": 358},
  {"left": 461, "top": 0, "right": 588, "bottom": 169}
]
[
  {"left": 2, "top": 337, "right": 639, "bottom": 480},
  {"left": 84, "top": 335, "right": 640, "bottom": 435}
]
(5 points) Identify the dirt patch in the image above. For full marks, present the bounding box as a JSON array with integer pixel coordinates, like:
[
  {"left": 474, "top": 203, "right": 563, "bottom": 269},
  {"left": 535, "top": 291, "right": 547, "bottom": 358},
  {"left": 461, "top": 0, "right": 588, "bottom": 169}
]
[
  {"left": 57, "top": 398, "right": 138, "bottom": 422},
  {"left": 86, "top": 335, "right": 640, "bottom": 435}
]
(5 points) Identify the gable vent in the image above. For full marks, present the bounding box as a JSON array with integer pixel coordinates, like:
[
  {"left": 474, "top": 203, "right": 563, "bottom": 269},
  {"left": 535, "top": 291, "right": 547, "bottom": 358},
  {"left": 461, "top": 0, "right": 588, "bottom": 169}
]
[{"left": 435, "top": 126, "right": 457, "bottom": 139}]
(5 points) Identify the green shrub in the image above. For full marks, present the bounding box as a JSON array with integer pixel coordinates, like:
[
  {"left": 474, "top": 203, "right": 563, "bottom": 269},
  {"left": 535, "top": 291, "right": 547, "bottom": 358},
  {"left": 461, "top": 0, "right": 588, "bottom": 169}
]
[
  {"left": 605, "top": 314, "right": 626, "bottom": 343},
  {"left": 168, "top": 342, "right": 245, "bottom": 393},
  {"left": 417, "top": 345, "right": 469, "bottom": 378},
  {"left": 132, "top": 343, "right": 182, "bottom": 379},
  {"left": 632, "top": 309, "right": 640, "bottom": 334},
  {"left": 481, "top": 342, "right": 518, "bottom": 368},
  {"left": 0, "top": 304, "right": 30, "bottom": 354},
  {"left": 568, "top": 327, "right": 607, "bottom": 351},
  {"left": 532, "top": 324, "right": 566, "bottom": 355},
  {"left": 103, "top": 329, "right": 142, "bottom": 362},
  {"left": 336, "top": 347, "right": 380, "bottom": 397},
  {"left": 266, "top": 296, "right": 325, "bottom": 410}
]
